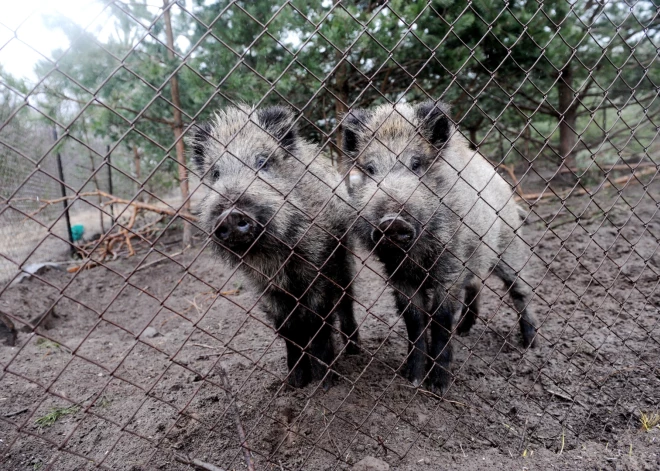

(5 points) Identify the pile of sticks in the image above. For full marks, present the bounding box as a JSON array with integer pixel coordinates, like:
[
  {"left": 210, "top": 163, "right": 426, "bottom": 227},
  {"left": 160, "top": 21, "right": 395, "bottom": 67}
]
[{"left": 20, "top": 190, "right": 197, "bottom": 272}]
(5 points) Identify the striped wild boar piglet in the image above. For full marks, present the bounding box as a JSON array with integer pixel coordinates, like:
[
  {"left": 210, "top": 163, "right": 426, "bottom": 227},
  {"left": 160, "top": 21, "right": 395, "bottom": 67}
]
[
  {"left": 191, "top": 105, "right": 359, "bottom": 389},
  {"left": 343, "top": 101, "right": 537, "bottom": 394}
]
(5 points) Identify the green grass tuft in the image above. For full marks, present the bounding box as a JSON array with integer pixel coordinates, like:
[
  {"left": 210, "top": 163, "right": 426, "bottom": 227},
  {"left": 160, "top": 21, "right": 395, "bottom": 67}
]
[{"left": 34, "top": 404, "right": 80, "bottom": 428}]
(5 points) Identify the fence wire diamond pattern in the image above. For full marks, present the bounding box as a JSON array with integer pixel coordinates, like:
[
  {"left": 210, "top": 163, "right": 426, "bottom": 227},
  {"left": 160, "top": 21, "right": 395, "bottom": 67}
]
[{"left": 0, "top": 1, "right": 658, "bottom": 470}]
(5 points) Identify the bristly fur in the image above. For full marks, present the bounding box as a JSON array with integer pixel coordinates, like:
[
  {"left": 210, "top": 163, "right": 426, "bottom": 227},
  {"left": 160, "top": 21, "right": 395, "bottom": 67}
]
[
  {"left": 190, "top": 105, "right": 360, "bottom": 389},
  {"left": 343, "top": 100, "right": 538, "bottom": 394}
]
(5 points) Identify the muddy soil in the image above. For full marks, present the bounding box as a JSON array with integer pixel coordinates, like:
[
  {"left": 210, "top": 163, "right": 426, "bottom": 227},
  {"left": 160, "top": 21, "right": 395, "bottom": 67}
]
[{"left": 0, "top": 182, "right": 658, "bottom": 471}]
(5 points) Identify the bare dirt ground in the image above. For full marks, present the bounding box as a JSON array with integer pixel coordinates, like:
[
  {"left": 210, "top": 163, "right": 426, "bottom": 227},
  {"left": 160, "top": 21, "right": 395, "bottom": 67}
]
[{"left": 0, "top": 181, "right": 658, "bottom": 471}]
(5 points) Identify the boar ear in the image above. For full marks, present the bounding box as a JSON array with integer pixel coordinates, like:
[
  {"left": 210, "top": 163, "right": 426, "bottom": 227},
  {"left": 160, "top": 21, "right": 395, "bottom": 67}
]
[
  {"left": 415, "top": 101, "right": 452, "bottom": 148},
  {"left": 342, "top": 109, "right": 370, "bottom": 158},
  {"left": 191, "top": 122, "right": 213, "bottom": 172},
  {"left": 257, "top": 106, "right": 297, "bottom": 151}
]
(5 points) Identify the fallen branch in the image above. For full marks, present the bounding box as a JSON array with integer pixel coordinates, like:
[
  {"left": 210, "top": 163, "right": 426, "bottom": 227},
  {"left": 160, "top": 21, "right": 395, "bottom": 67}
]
[
  {"left": 197, "top": 350, "right": 257, "bottom": 358},
  {"left": 545, "top": 388, "right": 588, "bottom": 409},
  {"left": 135, "top": 250, "right": 184, "bottom": 273},
  {"left": 86, "top": 216, "right": 164, "bottom": 262},
  {"left": 121, "top": 205, "right": 139, "bottom": 256},
  {"left": 64, "top": 209, "right": 182, "bottom": 270},
  {"left": 67, "top": 260, "right": 100, "bottom": 273},
  {"left": 192, "top": 343, "right": 218, "bottom": 350},
  {"left": 498, "top": 163, "right": 525, "bottom": 197},
  {"left": 173, "top": 453, "right": 227, "bottom": 471},
  {"left": 19, "top": 190, "right": 197, "bottom": 222},
  {"left": 14, "top": 191, "right": 198, "bottom": 266},
  {"left": 518, "top": 167, "right": 656, "bottom": 202},
  {"left": 4, "top": 408, "right": 29, "bottom": 418},
  {"left": 216, "top": 363, "right": 255, "bottom": 471},
  {"left": 547, "top": 208, "right": 607, "bottom": 230},
  {"left": 558, "top": 162, "right": 656, "bottom": 174},
  {"left": 321, "top": 407, "right": 343, "bottom": 458},
  {"left": 419, "top": 391, "right": 468, "bottom": 407}
]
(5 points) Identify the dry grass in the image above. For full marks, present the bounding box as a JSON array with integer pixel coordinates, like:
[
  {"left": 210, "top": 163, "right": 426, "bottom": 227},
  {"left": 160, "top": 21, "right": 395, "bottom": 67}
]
[{"left": 640, "top": 411, "right": 660, "bottom": 432}]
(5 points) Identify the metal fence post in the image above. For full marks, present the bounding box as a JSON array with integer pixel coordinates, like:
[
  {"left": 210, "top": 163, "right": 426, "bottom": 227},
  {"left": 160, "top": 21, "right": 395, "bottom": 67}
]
[
  {"left": 107, "top": 144, "right": 115, "bottom": 226},
  {"left": 53, "top": 127, "right": 74, "bottom": 254}
]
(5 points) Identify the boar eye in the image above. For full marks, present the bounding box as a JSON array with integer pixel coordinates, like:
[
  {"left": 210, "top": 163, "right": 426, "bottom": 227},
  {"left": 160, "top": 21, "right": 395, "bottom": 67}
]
[
  {"left": 364, "top": 163, "right": 376, "bottom": 176},
  {"left": 411, "top": 157, "right": 421, "bottom": 172},
  {"left": 256, "top": 156, "right": 270, "bottom": 171},
  {"left": 211, "top": 168, "right": 220, "bottom": 181}
]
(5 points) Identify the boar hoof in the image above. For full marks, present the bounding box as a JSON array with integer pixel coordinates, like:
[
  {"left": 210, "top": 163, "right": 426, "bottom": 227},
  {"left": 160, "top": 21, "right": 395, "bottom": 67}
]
[
  {"left": 344, "top": 340, "right": 361, "bottom": 356},
  {"left": 321, "top": 371, "right": 337, "bottom": 392},
  {"left": 456, "top": 314, "right": 476, "bottom": 336},
  {"left": 428, "top": 381, "right": 448, "bottom": 397},
  {"left": 426, "top": 366, "right": 450, "bottom": 396},
  {"left": 401, "top": 359, "right": 425, "bottom": 387},
  {"left": 287, "top": 367, "right": 311, "bottom": 389},
  {"left": 520, "top": 323, "right": 537, "bottom": 349}
]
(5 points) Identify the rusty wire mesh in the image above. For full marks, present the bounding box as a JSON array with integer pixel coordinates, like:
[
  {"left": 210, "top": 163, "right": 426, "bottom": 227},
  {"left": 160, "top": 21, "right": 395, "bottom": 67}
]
[{"left": 1, "top": 1, "right": 659, "bottom": 470}]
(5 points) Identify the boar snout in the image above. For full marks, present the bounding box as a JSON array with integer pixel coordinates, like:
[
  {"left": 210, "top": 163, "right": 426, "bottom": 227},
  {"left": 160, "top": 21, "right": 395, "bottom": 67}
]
[
  {"left": 371, "top": 215, "right": 416, "bottom": 249},
  {"left": 213, "top": 209, "right": 260, "bottom": 248}
]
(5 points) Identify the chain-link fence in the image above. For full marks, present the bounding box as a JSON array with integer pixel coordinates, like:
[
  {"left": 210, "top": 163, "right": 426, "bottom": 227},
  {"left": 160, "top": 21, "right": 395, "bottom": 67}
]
[{"left": 1, "top": 1, "right": 659, "bottom": 470}]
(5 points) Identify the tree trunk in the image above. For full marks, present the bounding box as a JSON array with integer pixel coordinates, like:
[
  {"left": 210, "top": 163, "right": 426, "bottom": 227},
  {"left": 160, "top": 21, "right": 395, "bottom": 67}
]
[
  {"left": 133, "top": 144, "right": 141, "bottom": 190},
  {"left": 164, "top": 0, "right": 191, "bottom": 248},
  {"left": 82, "top": 119, "right": 105, "bottom": 233},
  {"left": 334, "top": 90, "right": 347, "bottom": 162},
  {"left": 334, "top": 66, "right": 348, "bottom": 164},
  {"left": 469, "top": 127, "right": 477, "bottom": 150},
  {"left": 558, "top": 63, "right": 577, "bottom": 176},
  {"left": 87, "top": 150, "right": 105, "bottom": 234},
  {"left": 333, "top": 0, "right": 349, "bottom": 173},
  {"left": 524, "top": 124, "right": 530, "bottom": 162}
]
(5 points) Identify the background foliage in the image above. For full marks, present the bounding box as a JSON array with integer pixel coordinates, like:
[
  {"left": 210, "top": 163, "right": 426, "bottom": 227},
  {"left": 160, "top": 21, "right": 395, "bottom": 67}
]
[{"left": 1, "top": 0, "right": 659, "bottom": 198}]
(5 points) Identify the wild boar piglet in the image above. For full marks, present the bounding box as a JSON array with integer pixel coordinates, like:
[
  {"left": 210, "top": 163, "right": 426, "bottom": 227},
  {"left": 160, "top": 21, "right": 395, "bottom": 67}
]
[
  {"left": 192, "top": 105, "right": 360, "bottom": 389},
  {"left": 343, "top": 101, "right": 537, "bottom": 393}
]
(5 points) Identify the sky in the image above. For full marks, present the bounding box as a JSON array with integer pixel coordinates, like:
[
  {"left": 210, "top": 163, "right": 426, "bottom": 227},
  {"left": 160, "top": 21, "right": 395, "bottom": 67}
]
[{"left": 0, "top": 0, "right": 111, "bottom": 81}]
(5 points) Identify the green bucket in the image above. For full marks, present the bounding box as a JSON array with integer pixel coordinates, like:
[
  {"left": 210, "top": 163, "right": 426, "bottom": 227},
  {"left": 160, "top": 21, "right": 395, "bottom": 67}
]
[{"left": 71, "top": 224, "right": 84, "bottom": 242}]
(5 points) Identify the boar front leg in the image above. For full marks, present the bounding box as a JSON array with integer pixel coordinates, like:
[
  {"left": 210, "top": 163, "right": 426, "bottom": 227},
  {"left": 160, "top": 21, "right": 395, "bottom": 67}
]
[
  {"left": 268, "top": 293, "right": 312, "bottom": 388},
  {"left": 395, "top": 292, "right": 428, "bottom": 387},
  {"left": 307, "top": 312, "right": 337, "bottom": 390},
  {"left": 456, "top": 279, "right": 481, "bottom": 335},
  {"left": 428, "top": 295, "right": 459, "bottom": 395},
  {"left": 336, "top": 286, "right": 360, "bottom": 355},
  {"left": 331, "top": 246, "right": 360, "bottom": 354}
]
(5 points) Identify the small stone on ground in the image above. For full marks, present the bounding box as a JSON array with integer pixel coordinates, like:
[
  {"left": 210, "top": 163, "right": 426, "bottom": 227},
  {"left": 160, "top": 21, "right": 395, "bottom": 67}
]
[
  {"left": 142, "top": 326, "right": 160, "bottom": 338},
  {"left": 352, "top": 456, "right": 389, "bottom": 471}
]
